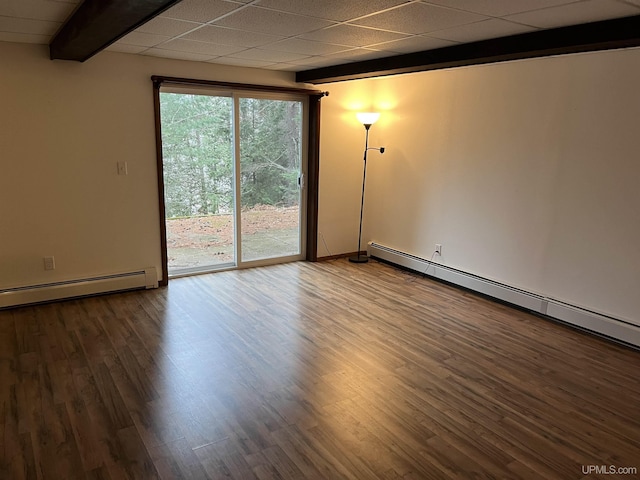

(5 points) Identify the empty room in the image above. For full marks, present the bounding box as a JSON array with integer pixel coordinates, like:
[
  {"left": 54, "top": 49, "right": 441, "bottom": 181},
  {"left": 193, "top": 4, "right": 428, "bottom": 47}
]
[{"left": 1, "top": 0, "right": 639, "bottom": 479}]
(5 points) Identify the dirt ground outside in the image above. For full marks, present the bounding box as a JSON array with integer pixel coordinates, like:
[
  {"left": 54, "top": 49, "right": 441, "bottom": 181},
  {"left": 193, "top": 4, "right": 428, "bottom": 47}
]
[{"left": 167, "top": 205, "right": 299, "bottom": 270}]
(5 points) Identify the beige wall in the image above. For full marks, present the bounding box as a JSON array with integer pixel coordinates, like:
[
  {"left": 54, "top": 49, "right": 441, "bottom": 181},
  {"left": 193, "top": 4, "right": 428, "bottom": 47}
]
[
  {"left": 3, "top": 41, "right": 639, "bottom": 326},
  {"left": 316, "top": 79, "right": 377, "bottom": 257},
  {"left": 0, "top": 42, "right": 297, "bottom": 287},
  {"left": 318, "top": 48, "right": 640, "bottom": 324}
]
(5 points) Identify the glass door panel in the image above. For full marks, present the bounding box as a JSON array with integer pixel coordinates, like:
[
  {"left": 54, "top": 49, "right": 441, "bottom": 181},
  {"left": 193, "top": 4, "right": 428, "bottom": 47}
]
[
  {"left": 160, "top": 92, "right": 235, "bottom": 274},
  {"left": 160, "top": 88, "right": 306, "bottom": 277},
  {"left": 239, "top": 97, "right": 303, "bottom": 262}
]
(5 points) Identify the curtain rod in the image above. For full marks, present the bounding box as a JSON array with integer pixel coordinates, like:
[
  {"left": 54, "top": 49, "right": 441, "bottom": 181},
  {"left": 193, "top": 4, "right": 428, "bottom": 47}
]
[{"left": 151, "top": 75, "right": 328, "bottom": 97}]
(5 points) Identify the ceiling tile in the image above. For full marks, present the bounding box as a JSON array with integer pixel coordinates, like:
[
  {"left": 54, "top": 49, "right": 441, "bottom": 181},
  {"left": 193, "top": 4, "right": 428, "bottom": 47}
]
[
  {"left": 0, "top": 31, "right": 51, "bottom": 44},
  {"left": 267, "top": 63, "right": 300, "bottom": 71},
  {"left": 430, "top": 18, "right": 538, "bottom": 43},
  {"left": 182, "top": 25, "right": 284, "bottom": 47},
  {"left": 420, "top": 0, "right": 579, "bottom": 17},
  {"left": 299, "top": 24, "right": 409, "bottom": 47},
  {"left": 159, "top": 38, "right": 246, "bottom": 56},
  {"left": 352, "top": 2, "right": 488, "bottom": 34},
  {"left": 210, "top": 57, "right": 276, "bottom": 67},
  {"left": 136, "top": 17, "right": 201, "bottom": 37},
  {"left": 105, "top": 44, "right": 147, "bottom": 54},
  {"left": 143, "top": 48, "right": 215, "bottom": 62},
  {"left": 328, "top": 48, "right": 391, "bottom": 61},
  {"left": 0, "top": 16, "right": 60, "bottom": 35},
  {"left": 213, "top": 6, "right": 336, "bottom": 36},
  {"left": 0, "top": 0, "right": 76, "bottom": 22},
  {"left": 3, "top": 0, "right": 638, "bottom": 71},
  {"left": 261, "top": 38, "right": 350, "bottom": 55},
  {"left": 503, "top": 0, "right": 640, "bottom": 28},
  {"left": 160, "top": 0, "right": 242, "bottom": 23},
  {"left": 284, "top": 55, "right": 348, "bottom": 68},
  {"left": 373, "top": 34, "right": 458, "bottom": 53},
  {"left": 256, "top": 0, "right": 411, "bottom": 22},
  {"left": 117, "top": 31, "right": 171, "bottom": 47},
  {"left": 227, "top": 48, "right": 310, "bottom": 62}
]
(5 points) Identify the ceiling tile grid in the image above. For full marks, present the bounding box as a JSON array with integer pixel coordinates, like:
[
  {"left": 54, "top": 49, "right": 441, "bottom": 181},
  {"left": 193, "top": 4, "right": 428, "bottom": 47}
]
[
  {"left": 420, "top": 0, "right": 580, "bottom": 17},
  {"left": 0, "top": 0, "right": 77, "bottom": 22},
  {"left": 427, "top": 17, "right": 538, "bottom": 43},
  {"left": 1, "top": 0, "right": 639, "bottom": 70},
  {"left": 298, "top": 24, "right": 410, "bottom": 47},
  {"left": 350, "top": 2, "right": 489, "bottom": 34},
  {"left": 502, "top": 0, "right": 640, "bottom": 28},
  {"left": 371, "top": 34, "right": 458, "bottom": 53},
  {"left": 158, "top": 0, "right": 242, "bottom": 23},
  {"left": 212, "top": 6, "right": 336, "bottom": 36},
  {"left": 181, "top": 24, "right": 285, "bottom": 48}
]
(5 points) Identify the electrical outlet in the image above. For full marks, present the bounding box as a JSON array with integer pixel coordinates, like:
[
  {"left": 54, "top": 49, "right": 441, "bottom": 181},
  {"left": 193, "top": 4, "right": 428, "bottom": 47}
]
[
  {"left": 44, "top": 256, "right": 55, "bottom": 270},
  {"left": 435, "top": 244, "right": 442, "bottom": 255},
  {"left": 117, "top": 161, "right": 128, "bottom": 175}
]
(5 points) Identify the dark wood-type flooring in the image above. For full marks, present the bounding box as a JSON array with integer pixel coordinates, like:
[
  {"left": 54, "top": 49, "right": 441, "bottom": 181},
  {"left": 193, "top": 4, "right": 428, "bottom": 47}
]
[{"left": 1, "top": 259, "right": 639, "bottom": 479}]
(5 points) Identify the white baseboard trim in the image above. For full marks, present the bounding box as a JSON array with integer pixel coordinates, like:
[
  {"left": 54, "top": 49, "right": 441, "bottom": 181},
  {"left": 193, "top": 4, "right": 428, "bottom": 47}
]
[
  {"left": 0, "top": 267, "right": 158, "bottom": 308},
  {"left": 368, "top": 242, "right": 640, "bottom": 348}
]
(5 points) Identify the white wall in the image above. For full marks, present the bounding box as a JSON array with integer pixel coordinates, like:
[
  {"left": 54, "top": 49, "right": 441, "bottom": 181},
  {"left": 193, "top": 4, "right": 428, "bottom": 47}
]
[
  {"left": 318, "top": 48, "right": 640, "bottom": 325},
  {"left": 316, "top": 80, "right": 377, "bottom": 257},
  {"left": 3, "top": 41, "right": 639, "bottom": 326},
  {"left": 0, "top": 42, "right": 297, "bottom": 287}
]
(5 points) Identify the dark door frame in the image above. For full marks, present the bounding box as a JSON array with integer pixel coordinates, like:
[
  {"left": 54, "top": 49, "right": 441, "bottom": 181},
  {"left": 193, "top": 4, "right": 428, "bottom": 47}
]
[{"left": 152, "top": 76, "right": 326, "bottom": 286}]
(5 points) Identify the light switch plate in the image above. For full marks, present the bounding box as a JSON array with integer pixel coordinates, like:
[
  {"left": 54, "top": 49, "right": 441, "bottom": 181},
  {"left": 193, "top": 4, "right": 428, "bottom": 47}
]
[{"left": 44, "top": 256, "right": 55, "bottom": 270}]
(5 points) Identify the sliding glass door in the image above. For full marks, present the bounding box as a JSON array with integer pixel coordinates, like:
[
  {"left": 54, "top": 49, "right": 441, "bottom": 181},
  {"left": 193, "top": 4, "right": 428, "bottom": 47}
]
[
  {"left": 160, "top": 89, "right": 306, "bottom": 276},
  {"left": 239, "top": 97, "right": 303, "bottom": 262},
  {"left": 160, "top": 91, "right": 235, "bottom": 272}
]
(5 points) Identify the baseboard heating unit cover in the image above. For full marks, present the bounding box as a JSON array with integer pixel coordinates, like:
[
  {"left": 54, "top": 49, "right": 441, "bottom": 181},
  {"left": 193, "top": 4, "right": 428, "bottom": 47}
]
[
  {"left": 368, "top": 242, "right": 640, "bottom": 348},
  {"left": 0, "top": 267, "right": 158, "bottom": 309}
]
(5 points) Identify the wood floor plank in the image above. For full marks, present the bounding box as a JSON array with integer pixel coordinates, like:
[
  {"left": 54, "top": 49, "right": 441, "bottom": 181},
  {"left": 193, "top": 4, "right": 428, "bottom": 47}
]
[
  {"left": 0, "top": 259, "right": 638, "bottom": 479},
  {"left": 270, "top": 425, "right": 346, "bottom": 479},
  {"left": 149, "top": 437, "right": 210, "bottom": 480},
  {"left": 114, "top": 425, "right": 160, "bottom": 479},
  {"left": 324, "top": 397, "right": 434, "bottom": 478},
  {"left": 2, "top": 432, "right": 37, "bottom": 480},
  {"left": 84, "top": 465, "right": 113, "bottom": 480}
]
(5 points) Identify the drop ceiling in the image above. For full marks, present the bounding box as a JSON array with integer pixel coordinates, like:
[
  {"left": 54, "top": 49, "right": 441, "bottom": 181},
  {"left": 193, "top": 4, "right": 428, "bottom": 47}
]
[{"left": 2, "top": 0, "right": 640, "bottom": 72}]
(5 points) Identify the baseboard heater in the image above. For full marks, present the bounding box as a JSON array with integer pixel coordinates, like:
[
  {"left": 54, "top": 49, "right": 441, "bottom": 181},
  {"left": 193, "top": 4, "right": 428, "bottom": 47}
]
[
  {"left": 0, "top": 267, "right": 158, "bottom": 309},
  {"left": 368, "top": 242, "right": 640, "bottom": 348}
]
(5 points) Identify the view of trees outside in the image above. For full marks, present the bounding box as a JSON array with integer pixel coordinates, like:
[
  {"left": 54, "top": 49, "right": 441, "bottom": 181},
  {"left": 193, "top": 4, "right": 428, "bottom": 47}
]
[
  {"left": 239, "top": 97, "right": 302, "bottom": 261},
  {"left": 160, "top": 92, "right": 302, "bottom": 271},
  {"left": 161, "top": 93, "right": 234, "bottom": 218}
]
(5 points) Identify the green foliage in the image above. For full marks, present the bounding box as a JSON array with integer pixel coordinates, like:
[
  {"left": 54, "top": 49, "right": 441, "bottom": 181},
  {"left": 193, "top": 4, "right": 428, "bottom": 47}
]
[
  {"left": 239, "top": 98, "right": 301, "bottom": 209},
  {"left": 161, "top": 93, "right": 233, "bottom": 218},
  {"left": 160, "top": 93, "right": 302, "bottom": 219}
]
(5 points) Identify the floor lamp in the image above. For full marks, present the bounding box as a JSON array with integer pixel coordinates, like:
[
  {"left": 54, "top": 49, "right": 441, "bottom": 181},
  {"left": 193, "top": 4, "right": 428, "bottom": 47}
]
[{"left": 349, "top": 112, "right": 385, "bottom": 264}]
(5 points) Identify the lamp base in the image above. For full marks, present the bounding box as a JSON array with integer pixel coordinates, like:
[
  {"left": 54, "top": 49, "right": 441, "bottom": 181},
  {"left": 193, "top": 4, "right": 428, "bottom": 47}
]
[{"left": 348, "top": 255, "right": 369, "bottom": 263}]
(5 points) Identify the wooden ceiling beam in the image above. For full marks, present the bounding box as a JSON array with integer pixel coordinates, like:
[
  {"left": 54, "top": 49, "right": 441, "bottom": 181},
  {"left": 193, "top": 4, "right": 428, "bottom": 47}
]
[
  {"left": 50, "top": 0, "right": 182, "bottom": 62},
  {"left": 296, "top": 15, "right": 640, "bottom": 84}
]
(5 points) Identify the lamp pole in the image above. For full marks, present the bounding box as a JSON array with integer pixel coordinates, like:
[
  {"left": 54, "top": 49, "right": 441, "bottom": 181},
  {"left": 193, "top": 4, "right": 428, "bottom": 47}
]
[
  {"left": 350, "top": 112, "right": 384, "bottom": 264},
  {"left": 349, "top": 124, "right": 372, "bottom": 263}
]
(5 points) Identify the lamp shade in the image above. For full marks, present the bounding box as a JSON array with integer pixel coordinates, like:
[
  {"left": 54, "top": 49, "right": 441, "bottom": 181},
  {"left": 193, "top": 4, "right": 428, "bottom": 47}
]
[{"left": 356, "top": 112, "right": 380, "bottom": 126}]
